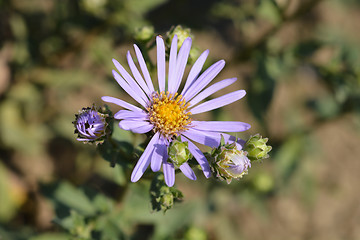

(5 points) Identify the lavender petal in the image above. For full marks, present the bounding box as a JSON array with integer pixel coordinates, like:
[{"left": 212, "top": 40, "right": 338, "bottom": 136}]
[
  {"left": 181, "top": 50, "right": 209, "bottom": 96},
  {"left": 190, "top": 90, "right": 246, "bottom": 115},
  {"left": 131, "top": 132, "right": 160, "bottom": 182},
  {"left": 101, "top": 96, "right": 143, "bottom": 112},
  {"left": 126, "top": 51, "right": 151, "bottom": 97},
  {"left": 189, "top": 78, "right": 237, "bottom": 107},
  {"left": 172, "top": 37, "right": 192, "bottom": 93},
  {"left": 112, "top": 70, "right": 147, "bottom": 108},
  {"left": 181, "top": 135, "right": 211, "bottom": 178},
  {"left": 192, "top": 121, "right": 251, "bottom": 132},
  {"left": 167, "top": 34, "right": 178, "bottom": 92},
  {"left": 151, "top": 137, "right": 168, "bottom": 172},
  {"left": 163, "top": 161, "right": 175, "bottom": 187},
  {"left": 114, "top": 110, "right": 148, "bottom": 120},
  {"left": 237, "top": 138, "right": 247, "bottom": 147},
  {"left": 133, "top": 44, "right": 155, "bottom": 92},
  {"left": 188, "top": 129, "right": 243, "bottom": 150},
  {"left": 183, "top": 60, "right": 225, "bottom": 101},
  {"left": 156, "top": 36, "right": 166, "bottom": 92},
  {"left": 179, "top": 163, "right": 197, "bottom": 180},
  {"left": 112, "top": 59, "right": 149, "bottom": 103},
  {"left": 182, "top": 128, "right": 220, "bottom": 148},
  {"left": 119, "top": 120, "right": 152, "bottom": 131}
]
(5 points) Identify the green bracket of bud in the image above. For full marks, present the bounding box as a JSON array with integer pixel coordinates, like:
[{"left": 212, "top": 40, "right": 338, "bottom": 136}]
[
  {"left": 243, "top": 134, "right": 272, "bottom": 161},
  {"left": 168, "top": 138, "right": 192, "bottom": 168}
]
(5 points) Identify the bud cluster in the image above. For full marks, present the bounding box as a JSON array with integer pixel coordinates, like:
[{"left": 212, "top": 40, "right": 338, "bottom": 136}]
[{"left": 150, "top": 174, "right": 183, "bottom": 213}]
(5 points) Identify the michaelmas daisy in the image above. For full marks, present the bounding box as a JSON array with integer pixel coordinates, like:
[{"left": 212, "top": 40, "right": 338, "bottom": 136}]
[{"left": 102, "top": 35, "right": 250, "bottom": 186}]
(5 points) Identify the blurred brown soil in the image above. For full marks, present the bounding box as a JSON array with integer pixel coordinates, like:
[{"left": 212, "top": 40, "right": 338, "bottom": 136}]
[{"left": 179, "top": 1, "right": 360, "bottom": 239}]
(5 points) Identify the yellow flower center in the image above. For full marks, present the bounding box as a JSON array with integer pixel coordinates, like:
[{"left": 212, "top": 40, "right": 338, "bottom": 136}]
[{"left": 148, "top": 91, "right": 192, "bottom": 138}]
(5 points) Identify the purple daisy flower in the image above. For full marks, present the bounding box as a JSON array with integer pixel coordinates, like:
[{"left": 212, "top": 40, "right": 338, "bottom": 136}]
[{"left": 102, "top": 35, "right": 250, "bottom": 186}]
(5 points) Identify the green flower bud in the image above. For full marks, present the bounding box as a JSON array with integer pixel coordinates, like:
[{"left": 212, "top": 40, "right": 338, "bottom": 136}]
[
  {"left": 189, "top": 46, "right": 201, "bottom": 65},
  {"left": 168, "top": 138, "right": 192, "bottom": 168},
  {"left": 209, "top": 142, "right": 251, "bottom": 184},
  {"left": 243, "top": 134, "right": 272, "bottom": 161},
  {"left": 160, "top": 192, "right": 174, "bottom": 210},
  {"left": 166, "top": 25, "right": 193, "bottom": 49},
  {"left": 150, "top": 174, "right": 184, "bottom": 213},
  {"left": 133, "top": 26, "right": 154, "bottom": 43}
]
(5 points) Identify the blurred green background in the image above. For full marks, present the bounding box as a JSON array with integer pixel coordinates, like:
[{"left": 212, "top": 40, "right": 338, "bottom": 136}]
[{"left": 1, "top": 0, "right": 360, "bottom": 239}]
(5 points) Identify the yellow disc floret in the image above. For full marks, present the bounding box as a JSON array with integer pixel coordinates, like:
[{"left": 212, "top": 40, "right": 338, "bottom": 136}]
[{"left": 148, "top": 91, "right": 192, "bottom": 138}]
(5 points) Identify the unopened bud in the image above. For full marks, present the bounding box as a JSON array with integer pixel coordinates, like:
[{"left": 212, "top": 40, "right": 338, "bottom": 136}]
[
  {"left": 134, "top": 26, "right": 154, "bottom": 43},
  {"left": 166, "top": 25, "right": 193, "bottom": 49},
  {"left": 210, "top": 142, "right": 251, "bottom": 184},
  {"left": 168, "top": 138, "right": 192, "bottom": 168},
  {"left": 73, "top": 105, "right": 112, "bottom": 145},
  {"left": 150, "top": 174, "right": 183, "bottom": 213},
  {"left": 243, "top": 134, "right": 272, "bottom": 161}
]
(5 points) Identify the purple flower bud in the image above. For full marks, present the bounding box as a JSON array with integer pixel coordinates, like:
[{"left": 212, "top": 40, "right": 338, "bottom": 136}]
[
  {"left": 73, "top": 105, "right": 111, "bottom": 144},
  {"left": 210, "top": 142, "right": 251, "bottom": 184}
]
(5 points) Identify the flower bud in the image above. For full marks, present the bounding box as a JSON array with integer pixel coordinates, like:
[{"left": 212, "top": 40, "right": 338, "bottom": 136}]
[
  {"left": 188, "top": 46, "right": 201, "bottom": 65},
  {"left": 133, "top": 26, "right": 154, "bottom": 43},
  {"left": 243, "top": 134, "right": 272, "bottom": 161},
  {"left": 166, "top": 25, "right": 193, "bottom": 49},
  {"left": 210, "top": 142, "right": 251, "bottom": 184},
  {"left": 150, "top": 174, "right": 183, "bottom": 213},
  {"left": 73, "top": 105, "right": 112, "bottom": 144},
  {"left": 168, "top": 138, "right": 192, "bottom": 168}
]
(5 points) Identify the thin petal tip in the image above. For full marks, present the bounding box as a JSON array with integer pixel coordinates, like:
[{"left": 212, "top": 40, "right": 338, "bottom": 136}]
[
  {"left": 204, "top": 172, "right": 211, "bottom": 178},
  {"left": 202, "top": 49, "right": 210, "bottom": 55},
  {"left": 130, "top": 174, "right": 140, "bottom": 183},
  {"left": 165, "top": 181, "right": 174, "bottom": 187},
  {"left": 184, "top": 37, "right": 192, "bottom": 44}
]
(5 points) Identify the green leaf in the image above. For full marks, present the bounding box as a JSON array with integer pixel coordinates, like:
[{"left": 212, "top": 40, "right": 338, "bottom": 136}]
[
  {"left": 54, "top": 182, "right": 96, "bottom": 216},
  {"left": 257, "top": 0, "right": 282, "bottom": 25},
  {"left": 247, "top": 51, "right": 276, "bottom": 124},
  {"left": 274, "top": 135, "right": 306, "bottom": 185}
]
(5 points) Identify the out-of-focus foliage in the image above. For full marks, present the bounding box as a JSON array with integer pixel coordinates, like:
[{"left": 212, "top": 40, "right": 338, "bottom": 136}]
[{"left": 1, "top": 0, "right": 360, "bottom": 239}]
